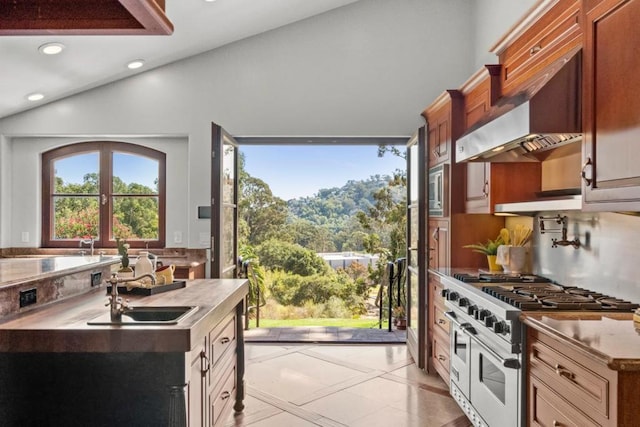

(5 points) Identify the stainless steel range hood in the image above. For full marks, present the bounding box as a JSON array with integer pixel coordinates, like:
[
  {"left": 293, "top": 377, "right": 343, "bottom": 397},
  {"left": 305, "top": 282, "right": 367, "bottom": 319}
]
[{"left": 456, "top": 50, "right": 582, "bottom": 163}]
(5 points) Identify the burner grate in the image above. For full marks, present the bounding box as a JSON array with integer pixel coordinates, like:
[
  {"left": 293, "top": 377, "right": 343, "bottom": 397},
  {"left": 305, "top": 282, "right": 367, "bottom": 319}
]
[{"left": 481, "top": 284, "right": 639, "bottom": 312}]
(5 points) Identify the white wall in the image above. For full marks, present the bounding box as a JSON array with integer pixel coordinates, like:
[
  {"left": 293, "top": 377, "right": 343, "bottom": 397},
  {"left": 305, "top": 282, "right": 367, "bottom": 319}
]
[{"left": 0, "top": 0, "right": 521, "bottom": 248}]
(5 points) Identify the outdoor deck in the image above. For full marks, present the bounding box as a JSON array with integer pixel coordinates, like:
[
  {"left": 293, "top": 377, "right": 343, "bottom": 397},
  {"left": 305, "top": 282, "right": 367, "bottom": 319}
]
[{"left": 244, "top": 326, "right": 406, "bottom": 343}]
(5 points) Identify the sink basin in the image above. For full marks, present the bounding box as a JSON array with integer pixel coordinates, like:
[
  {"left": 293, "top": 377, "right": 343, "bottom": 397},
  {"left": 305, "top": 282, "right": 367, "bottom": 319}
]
[{"left": 87, "top": 306, "right": 198, "bottom": 325}]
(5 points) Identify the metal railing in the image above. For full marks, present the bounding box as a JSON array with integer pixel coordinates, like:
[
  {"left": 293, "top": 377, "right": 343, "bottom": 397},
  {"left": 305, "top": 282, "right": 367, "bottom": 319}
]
[
  {"left": 240, "top": 260, "right": 265, "bottom": 330},
  {"left": 377, "top": 257, "right": 407, "bottom": 331}
]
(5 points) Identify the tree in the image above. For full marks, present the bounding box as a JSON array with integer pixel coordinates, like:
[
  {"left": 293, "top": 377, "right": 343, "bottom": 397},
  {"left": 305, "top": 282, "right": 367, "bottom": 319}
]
[{"left": 255, "top": 239, "right": 329, "bottom": 276}]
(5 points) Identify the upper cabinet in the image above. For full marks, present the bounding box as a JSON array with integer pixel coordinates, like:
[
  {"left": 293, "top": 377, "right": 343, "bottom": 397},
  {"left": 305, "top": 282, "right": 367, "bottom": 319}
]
[
  {"left": 422, "top": 90, "right": 463, "bottom": 168},
  {"left": 493, "top": 0, "right": 582, "bottom": 97},
  {"left": 581, "top": 0, "right": 640, "bottom": 210}
]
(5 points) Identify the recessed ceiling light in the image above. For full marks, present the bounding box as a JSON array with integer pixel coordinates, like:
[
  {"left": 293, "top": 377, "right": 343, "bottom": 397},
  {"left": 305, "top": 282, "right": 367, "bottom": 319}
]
[
  {"left": 127, "top": 59, "right": 145, "bottom": 70},
  {"left": 204, "top": 0, "right": 217, "bottom": 2},
  {"left": 27, "top": 93, "right": 44, "bottom": 101},
  {"left": 39, "top": 42, "right": 65, "bottom": 55}
]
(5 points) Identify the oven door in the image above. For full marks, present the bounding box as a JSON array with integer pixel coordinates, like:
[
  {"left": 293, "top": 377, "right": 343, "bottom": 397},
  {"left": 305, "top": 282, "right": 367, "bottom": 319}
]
[
  {"left": 448, "top": 317, "right": 471, "bottom": 397},
  {"left": 468, "top": 331, "right": 522, "bottom": 427}
]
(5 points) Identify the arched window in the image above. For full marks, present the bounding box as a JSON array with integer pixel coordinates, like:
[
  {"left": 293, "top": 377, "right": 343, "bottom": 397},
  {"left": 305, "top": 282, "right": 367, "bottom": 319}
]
[{"left": 42, "top": 141, "right": 166, "bottom": 249}]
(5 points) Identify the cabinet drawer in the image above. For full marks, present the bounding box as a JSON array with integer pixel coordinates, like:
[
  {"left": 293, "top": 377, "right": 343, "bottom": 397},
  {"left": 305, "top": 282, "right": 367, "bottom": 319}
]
[
  {"left": 209, "top": 315, "right": 236, "bottom": 369},
  {"left": 432, "top": 304, "right": 450, "bottom": 336},
  {"left": 429, "top": 279, "right": 446, "bottom": 308},
  {"left": 529, "top": 374, "right": 600, "bottom": 427},
  {"left": 432, "top": 328, "right": 450, "bottom": 386},
  {"left": 529, "top": 339, "right": 609, "bottom": 419},
  {"left": 209, "top": 364, "right": 236, "bottom": 426},
  {"left": 500, "top": 0, "right": 581, "bottom": 95}
]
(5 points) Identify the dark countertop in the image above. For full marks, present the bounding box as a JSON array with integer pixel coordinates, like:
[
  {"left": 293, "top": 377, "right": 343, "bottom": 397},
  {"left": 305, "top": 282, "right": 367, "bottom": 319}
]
[
  {"left": 521, "top": 312, "right": 640, "bottom": 371},
  {"left": 0, "top": 278, "right": 248, "bottom": 353}
]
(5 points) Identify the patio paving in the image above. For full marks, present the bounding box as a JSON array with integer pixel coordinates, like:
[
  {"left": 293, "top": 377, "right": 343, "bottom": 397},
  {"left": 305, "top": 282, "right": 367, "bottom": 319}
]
[{"left": 244, "top": 326, "right": 406, "bottom": 343}]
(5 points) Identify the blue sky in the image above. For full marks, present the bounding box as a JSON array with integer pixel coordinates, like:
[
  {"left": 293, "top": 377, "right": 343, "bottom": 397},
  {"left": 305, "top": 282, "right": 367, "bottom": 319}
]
[
  {"left": 55, "top": 152, "right": 158, "bottom": 188},
  {"left": 241, "top": 145, "right": 406, "bottom": 200}
]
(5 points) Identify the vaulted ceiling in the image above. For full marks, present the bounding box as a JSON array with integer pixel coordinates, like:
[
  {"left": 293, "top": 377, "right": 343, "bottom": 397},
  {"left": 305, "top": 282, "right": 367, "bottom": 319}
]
[{"left": 0, "top": 0, "right": 359, "bottom": 119}]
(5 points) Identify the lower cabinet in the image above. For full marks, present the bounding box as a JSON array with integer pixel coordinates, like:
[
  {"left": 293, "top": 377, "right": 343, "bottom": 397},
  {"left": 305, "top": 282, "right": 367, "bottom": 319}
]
[
  {"left": 527, "top": 327, "right": 640, "bottom": 426},
  {"left": 428, "top": 273, "right": 450, "bottom": 386},
  {"left": 188, "top": 307, "right": 243, "bottom": 427}
]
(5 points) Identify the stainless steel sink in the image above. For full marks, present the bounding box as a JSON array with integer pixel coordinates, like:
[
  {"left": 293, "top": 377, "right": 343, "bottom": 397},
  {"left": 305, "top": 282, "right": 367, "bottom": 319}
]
[{"left": 87, "top": 306, "right": 198, "bottom": 325}]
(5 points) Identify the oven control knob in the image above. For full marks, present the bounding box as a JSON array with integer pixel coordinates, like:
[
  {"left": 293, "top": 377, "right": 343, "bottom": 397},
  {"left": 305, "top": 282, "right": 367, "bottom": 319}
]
[
  {"left": 478, "top": 309, "right": 491, "bottom": 321},
  {"left": 493, "top": 321, "right": 508, "bottom": 334},
  {"left": 484, "top": 315, "right": 496, "bottom": 328},
  {"left": 440, "top": 289, "right": 449, "bottom": 299},
  {"left": 458, "top": 297, "right": 469, "bottom": 307},
  {"left": 467, "top": 305, "right": 478, "bottom": 316},
  {"left": 447, "top": 291, "right": 459, "bottom": 302}
]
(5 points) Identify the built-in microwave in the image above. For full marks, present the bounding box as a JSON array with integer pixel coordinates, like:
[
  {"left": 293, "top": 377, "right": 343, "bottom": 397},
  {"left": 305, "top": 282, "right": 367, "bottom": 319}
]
[{"left": 428, "top": 164, "right": 447, "bottom": 217}]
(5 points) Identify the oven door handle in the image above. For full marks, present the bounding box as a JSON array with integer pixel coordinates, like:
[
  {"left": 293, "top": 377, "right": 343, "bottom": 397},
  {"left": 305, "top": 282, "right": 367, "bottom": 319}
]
[{"left": 462, "top": 327, "right": 521, "bottom": 369}]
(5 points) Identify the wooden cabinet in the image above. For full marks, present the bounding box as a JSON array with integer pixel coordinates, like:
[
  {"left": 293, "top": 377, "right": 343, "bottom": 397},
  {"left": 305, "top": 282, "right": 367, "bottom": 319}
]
[
  {"left": 581, "top": 0, "right": 640, "bottom": 210},
  {"left": 188, "top": 307, "right": 243, "bottom": 427},
  {"left": 527, "top": 327, "right": 640, "bottom": 426},
  {"left": 175, "top": 263, "right": 205, "bottom": 280},
  {"left": 493, "top": 0, "right": 582, "bottom": 97},
  {"left": 427, "top": 219, "right": 449, "bottom": 270},
  {"left": 427, "top": 274, "right": 450, "bottom": 386},
  {"left": 423, "top": 90, "right": 463, "bottom": 168}
]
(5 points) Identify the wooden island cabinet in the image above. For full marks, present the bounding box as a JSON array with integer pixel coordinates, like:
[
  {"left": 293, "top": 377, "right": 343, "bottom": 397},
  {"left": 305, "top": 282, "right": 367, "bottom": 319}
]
[{"left": 0, "top": 278, "right": 248, "bottom": 427}]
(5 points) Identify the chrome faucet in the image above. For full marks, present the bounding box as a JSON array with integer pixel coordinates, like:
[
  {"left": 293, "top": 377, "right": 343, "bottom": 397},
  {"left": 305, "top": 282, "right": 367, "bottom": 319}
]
[
  {"left": 105, "top": 272, "right": 157, "bottom": 321},
  {"left": 79, "top": 237, "right": 95, "bottom": 256}
]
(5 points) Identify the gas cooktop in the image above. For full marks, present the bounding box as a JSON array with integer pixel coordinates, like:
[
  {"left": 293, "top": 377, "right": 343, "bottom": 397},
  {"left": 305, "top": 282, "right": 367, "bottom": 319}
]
[
  {"left": 483, "top": 283, "right": 639, "bottom": 312},
  {"left": 453, "top": 272, "right": 551, "bottom": 284}
]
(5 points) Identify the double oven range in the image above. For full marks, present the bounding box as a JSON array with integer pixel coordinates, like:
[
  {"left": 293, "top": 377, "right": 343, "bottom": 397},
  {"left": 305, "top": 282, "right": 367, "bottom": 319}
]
[{"left": 441, "top": 272, "right": 638, "bottom": 427}]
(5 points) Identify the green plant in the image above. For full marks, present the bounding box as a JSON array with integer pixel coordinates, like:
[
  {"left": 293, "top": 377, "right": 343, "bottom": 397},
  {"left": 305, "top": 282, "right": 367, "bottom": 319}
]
[
  {"left": 393, "top": 305, "right": 406, "bottom": 319},
  {"left": 463, "top": 235, "right": 505, "bottom": 256},
  {"left": 116, "top": 238, "right": 131, "bottom": 270}
]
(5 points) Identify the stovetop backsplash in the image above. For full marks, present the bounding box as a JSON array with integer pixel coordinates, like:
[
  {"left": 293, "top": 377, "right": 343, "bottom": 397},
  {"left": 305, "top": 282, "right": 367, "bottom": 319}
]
[{"left": 507, "top": 211, "right": 640, "bottom": 305}]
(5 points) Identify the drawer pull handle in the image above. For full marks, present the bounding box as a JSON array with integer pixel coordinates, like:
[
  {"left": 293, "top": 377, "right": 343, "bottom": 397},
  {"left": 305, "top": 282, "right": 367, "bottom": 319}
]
[
  {"left": 553, "top": 421, "right": 562, "bottom": 427},
  {"left": 220, "top": 336, "right": 231, "bottom": 344},
  {"left": 438, "top": 355, "right": 446, "bottom": 362},
  {"left": 482, "top": 180, "right": 489, "bottom": 198},
  {"left": 200, "top": 350, "right": 210, "bottom": 377},
  {"left": 555, "top": 364, "right": 575, "bottom": 380},
  {"left": 220, "top": 391, "right": 231, "bottom": 401},
  {"left": 437, "top": 319, "right": 446, "bottom": 325},
  {"left": 529, "top": 44, "right": 542, "bottom": 55}
]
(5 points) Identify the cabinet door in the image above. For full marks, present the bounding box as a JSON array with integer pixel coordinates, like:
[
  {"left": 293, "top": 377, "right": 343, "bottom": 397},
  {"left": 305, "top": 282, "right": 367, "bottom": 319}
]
[
  {"left": 189, "top": 337, "right": 207, "bottom": 427},
  {"left": 582, "top": 0, "right": 640, "bottom": 210},
  {"left": 465, "top": 163, "right": 490, "bottom": 213},
  {"left": 428, "top": 115, "right": 450, "bottom": 167},
  {"left": 499, "top": 0, "right": 581, "bottom": 96},
  {"left": 427, "top": 219, "right": 449, "bottom": 269}
]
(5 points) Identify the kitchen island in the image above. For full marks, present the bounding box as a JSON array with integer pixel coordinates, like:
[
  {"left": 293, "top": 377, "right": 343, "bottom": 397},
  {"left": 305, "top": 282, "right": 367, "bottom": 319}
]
[{"left": 0, "top": 278, "right": 248, "bottom": 427}]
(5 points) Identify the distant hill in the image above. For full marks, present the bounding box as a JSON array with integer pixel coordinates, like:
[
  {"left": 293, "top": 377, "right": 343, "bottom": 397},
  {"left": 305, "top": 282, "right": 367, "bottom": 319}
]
[{"left": 287, "top": 174, "right": 402, "bottom": 226}]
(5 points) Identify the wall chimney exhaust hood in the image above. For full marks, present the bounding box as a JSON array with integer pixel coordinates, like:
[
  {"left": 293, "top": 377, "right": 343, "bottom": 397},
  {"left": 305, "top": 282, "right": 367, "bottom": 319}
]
[{"left": 456, "top": 50, "right": 582, "bottom": 163}]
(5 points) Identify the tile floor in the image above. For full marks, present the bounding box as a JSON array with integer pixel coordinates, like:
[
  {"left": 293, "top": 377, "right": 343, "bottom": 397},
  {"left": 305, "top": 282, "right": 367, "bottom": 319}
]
[{"left": 225, "top": 343, "right": 470, "bottom": 427}]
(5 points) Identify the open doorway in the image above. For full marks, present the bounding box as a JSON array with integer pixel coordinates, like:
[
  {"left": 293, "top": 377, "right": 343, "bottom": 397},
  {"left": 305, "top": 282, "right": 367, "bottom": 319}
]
[{"left": 235, "top": 137, "right": 408, "bottom": 343}]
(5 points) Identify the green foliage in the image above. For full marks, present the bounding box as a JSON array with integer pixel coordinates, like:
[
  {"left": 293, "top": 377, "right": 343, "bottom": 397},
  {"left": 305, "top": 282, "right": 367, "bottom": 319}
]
[
  {"left": 255, "top": 239, "right": 329, "bottom": 276},
  {"left": 463, "top": 235, "right": 505, "bottom": 255},
  {"left": 268, "top": 269, "right": 365, "bottom": 314},
  {"left": 53, "top": 172, "right": 158, "bottom": 240},
  {"left": 239, "top": 245, "right": 267, "bottom": 310}
]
